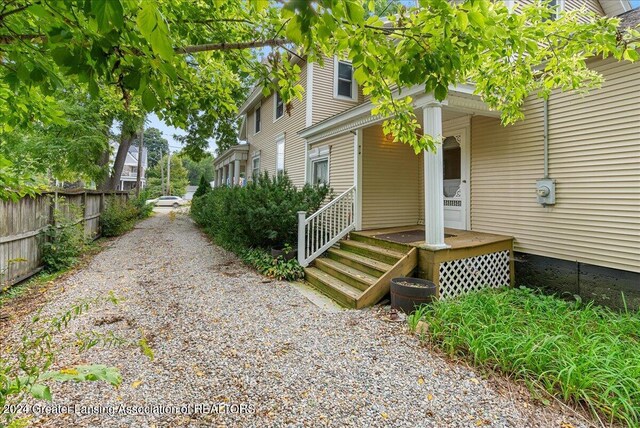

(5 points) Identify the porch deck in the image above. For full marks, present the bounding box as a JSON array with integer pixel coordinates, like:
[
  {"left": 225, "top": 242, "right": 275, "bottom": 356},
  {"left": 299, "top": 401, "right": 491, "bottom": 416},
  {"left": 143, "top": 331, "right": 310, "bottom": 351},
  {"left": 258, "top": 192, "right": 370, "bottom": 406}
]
[
  {"left": 351, "top": 226, "right": 515, "bottom": 299},
  {"left": 356, "top": 225, "right": 513, "bottom": 250}
]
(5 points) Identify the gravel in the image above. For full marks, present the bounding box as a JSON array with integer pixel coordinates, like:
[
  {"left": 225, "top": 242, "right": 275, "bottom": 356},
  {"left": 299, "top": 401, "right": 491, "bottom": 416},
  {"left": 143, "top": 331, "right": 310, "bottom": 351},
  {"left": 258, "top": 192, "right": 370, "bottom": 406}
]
[{"left": 4, "top": 211, "right": 590, "bottom": 427}]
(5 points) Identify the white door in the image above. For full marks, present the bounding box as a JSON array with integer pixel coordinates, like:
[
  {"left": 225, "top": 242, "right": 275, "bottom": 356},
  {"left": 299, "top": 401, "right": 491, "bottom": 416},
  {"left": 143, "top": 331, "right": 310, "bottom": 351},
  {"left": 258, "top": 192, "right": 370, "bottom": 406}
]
[{"left": 442, "top": 128, "right": 469, "bottom": 230}]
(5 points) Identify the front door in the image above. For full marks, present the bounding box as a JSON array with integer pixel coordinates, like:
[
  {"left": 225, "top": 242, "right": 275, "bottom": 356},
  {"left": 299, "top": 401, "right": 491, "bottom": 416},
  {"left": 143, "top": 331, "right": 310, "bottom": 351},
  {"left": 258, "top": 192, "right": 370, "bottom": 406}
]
[{"left": 442, "top": 128, "right": 468, "bottom": 230}]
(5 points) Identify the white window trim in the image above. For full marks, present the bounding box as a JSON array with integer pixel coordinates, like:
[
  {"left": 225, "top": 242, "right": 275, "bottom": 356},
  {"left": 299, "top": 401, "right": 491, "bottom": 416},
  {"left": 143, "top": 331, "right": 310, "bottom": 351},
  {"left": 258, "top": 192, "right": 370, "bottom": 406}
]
[
  {"left": 308, "top": 145, "right": 330, "bottom": 185},
  {"left": 251, "top": 152, "right": 261, "bottom": 179},
  {"left": 273, "top": 92, "right": 284, "bottom": 122},
  {"left": 254, "top": 103, "right": 262, "bottom": 135},
  {"left": 275, "top": 133, "right": 285, "bottom": 174},
  {"left": 333, "top": 57, "right": 358, "bottom": 102}
]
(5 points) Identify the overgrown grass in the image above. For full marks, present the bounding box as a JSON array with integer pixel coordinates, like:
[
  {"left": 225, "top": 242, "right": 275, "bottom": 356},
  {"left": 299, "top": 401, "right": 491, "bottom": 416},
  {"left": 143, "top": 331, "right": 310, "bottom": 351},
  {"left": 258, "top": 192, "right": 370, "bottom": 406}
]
[{"left": 412, "top": 287, "right": 640, "bottom": 426}]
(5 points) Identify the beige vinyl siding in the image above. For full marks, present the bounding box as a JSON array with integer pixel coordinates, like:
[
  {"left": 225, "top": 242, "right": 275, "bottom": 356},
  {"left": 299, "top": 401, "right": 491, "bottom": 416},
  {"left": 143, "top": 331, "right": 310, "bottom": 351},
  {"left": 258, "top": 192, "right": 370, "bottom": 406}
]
[
  {"left": 310, "top": 133, "right": 354, "bottom": 194},
  {"left": 246, "top": 63, "right": 308, "bottom": 187},
  {"left": 565, "top": 0, "right": 604, "bottom": 16},
  {"left": 362, "top": 125, "right": 422, "bottom": 229},
  {"left": 471, "top": 57, "right": 640, "bottom": 273},
  {"left": 312, "top": 56, "right": 364, "bottom": 124}
]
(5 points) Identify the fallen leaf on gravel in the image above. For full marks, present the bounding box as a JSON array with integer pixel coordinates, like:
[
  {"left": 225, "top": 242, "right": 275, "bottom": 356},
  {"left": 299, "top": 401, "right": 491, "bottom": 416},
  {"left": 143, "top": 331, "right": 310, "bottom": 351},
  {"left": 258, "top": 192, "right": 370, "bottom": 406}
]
[
  {"left": 195, "top": 370, "right": 204, "bottom": 377},
  {"left": 475, "top": 419, "right": 491, "bottom": 426},
  {"left": 470, "top": 378, "right": 479, "bottom": 385},
  {"left": 418, "top": 377, "right": 424, "bottom": 385},
  {"left": 131, "top": 380, "right": 143, "bottom": 388},
  {"left": 381, "top": 412, "right": 389, "bottom": 419},
  {"left": 560, "top": 423, "right": 575, "bottom": 428},
  {"left": 427, "top": 394, "right": 434, "bottom": 401}
]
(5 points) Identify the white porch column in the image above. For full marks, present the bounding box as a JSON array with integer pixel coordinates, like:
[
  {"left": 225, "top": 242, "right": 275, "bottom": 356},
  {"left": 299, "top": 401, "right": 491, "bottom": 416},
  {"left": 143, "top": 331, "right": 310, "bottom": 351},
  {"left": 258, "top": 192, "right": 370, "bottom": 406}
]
[
  {"left": 234, "top": 159, "right": 240, "bottom": 186},
  {"left": 423, "top": 102, "right": 449, "bottom": 249},
  {"left": 223, "top": 165, "right": 228, "bottom": 186}
]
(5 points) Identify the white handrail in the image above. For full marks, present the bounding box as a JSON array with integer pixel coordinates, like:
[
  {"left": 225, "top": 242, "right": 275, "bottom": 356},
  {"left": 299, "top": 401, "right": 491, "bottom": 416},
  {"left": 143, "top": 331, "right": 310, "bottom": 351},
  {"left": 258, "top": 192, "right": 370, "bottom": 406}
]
[{"left": 297, "top": 186, "right": 356, "bottom": 267}]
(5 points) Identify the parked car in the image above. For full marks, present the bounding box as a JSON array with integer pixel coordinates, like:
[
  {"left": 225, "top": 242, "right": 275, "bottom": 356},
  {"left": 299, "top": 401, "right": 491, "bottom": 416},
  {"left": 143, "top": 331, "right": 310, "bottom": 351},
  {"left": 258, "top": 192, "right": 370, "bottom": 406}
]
[{"left": 147, "top": 196, "right": 188, "bottom": 208}]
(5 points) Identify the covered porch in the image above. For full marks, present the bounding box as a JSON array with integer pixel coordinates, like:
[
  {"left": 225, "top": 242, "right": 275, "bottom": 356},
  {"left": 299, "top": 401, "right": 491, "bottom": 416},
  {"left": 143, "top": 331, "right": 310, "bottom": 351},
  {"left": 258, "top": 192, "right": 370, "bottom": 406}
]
[
  {"left": 213, "top": 144, "right": 249, "bottom": 187},
  {"left": 298, "top": 85, "right": 515, "bottom": 305}
]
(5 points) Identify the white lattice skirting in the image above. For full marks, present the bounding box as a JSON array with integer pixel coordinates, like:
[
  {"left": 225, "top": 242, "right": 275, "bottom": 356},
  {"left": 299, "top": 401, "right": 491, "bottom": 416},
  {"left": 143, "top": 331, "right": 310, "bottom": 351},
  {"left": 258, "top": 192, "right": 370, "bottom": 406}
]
[{"left": 438, "top": 250, "right": 511, "bottom": 299}]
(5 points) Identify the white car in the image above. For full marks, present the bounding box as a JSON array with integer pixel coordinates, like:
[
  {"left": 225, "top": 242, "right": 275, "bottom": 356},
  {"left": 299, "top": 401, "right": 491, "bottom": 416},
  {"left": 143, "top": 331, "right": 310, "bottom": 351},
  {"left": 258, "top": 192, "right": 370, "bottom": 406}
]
[{"left": 149, "top": 196, "right": 188, "bottom": 208}]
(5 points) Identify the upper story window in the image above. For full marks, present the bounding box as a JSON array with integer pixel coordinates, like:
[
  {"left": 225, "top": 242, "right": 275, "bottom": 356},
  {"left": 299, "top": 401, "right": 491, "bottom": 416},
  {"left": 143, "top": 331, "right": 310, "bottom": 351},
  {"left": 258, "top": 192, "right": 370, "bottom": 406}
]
[
  {"left": 274, "top": 92, "right": 284, "bottom": 121},
  {"left": 334, "top": 57, "right": 357, "bottom": 101},
  {"left": 254, "top": 106, "right": 261, "bottom": 133}
]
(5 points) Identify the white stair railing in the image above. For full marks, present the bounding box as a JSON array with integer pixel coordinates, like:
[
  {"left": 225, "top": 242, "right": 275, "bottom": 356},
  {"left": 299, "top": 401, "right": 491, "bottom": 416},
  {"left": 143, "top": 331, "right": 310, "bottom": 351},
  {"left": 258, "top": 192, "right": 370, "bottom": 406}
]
[{"left": 297, "top": 186, "right": 356, "bottom": 267}]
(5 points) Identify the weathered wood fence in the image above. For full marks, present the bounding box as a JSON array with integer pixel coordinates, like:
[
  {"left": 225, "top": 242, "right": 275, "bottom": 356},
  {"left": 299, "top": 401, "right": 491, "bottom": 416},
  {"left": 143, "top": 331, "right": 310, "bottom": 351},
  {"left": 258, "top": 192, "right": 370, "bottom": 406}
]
[{"left": 0, "top": 191, "right": 129, "bottom": 287}]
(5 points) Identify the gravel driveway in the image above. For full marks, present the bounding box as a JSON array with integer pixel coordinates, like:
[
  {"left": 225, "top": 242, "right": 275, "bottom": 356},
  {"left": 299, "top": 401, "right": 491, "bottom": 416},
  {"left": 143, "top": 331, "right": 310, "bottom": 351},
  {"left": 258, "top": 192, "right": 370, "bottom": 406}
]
[{"left": 5, "top": 212, "right": 588, "bottom": 427}]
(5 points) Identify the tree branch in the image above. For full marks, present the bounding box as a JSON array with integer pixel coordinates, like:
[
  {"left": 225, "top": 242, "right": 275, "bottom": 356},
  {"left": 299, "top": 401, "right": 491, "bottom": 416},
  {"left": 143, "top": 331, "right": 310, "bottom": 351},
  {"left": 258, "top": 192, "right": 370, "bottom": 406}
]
[
  {"left": 175, "top": 38, "right": 288, "bottom": 54},
  {"left": 0, "top": 3, "right": 33, "bottom": 20}
]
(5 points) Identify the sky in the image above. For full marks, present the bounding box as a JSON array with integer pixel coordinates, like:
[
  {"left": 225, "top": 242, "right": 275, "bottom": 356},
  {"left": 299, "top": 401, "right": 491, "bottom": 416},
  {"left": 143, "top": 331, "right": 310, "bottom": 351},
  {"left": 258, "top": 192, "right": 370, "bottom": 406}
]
[
  {"left": 632, "top": 0, "right": 640, "bottom": 7},
  {"left": 146, "top": 113, "right": 191, "bottom": 154}
]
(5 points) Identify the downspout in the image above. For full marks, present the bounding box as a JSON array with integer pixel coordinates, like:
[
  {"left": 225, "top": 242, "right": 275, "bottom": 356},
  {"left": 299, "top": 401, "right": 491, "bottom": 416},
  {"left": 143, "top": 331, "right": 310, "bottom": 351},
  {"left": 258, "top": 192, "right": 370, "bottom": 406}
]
[{"left": 543, "top": 98, "right": 549, "bottom": 180}]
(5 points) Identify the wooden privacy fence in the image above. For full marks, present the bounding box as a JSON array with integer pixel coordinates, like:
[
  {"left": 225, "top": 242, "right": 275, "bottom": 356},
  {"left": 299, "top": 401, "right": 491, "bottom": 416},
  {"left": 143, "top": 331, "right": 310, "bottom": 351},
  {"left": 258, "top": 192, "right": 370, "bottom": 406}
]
[{"left": 0, "top": 190, "right": 129, "bottom": 287}]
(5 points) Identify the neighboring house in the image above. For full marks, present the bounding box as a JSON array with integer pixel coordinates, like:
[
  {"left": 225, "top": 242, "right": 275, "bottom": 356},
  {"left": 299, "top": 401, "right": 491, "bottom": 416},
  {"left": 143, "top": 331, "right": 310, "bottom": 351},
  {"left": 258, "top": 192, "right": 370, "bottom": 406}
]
[
  {"left": 232, "top": 0, "right": 640, "bottom": 309},
  {"left": 111, "top": 143, "right": 148, "bottom": 191}
]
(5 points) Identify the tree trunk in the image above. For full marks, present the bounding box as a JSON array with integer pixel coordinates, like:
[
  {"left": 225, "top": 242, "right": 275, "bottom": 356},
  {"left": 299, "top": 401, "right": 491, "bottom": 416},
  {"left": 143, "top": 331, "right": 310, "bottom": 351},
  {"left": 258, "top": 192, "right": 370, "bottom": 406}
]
[{"left": 99, "top": 131, "right": 137, "bottom": 191}]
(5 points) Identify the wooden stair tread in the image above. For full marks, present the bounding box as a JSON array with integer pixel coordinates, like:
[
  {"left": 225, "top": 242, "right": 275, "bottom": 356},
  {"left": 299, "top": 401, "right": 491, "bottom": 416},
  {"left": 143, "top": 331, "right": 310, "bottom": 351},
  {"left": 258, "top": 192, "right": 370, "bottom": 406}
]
[
  {"left": 326, "top": 248, "right": 393, "bottom": 273},
  {"left": 341, "top": 240, "right": 406, "bottom": 259},
  {"left": 305, "top": 267, "right": 362, "bottom": 300},
  {"left": 314, "top": 258, "right": 377, "bottom": 287}
]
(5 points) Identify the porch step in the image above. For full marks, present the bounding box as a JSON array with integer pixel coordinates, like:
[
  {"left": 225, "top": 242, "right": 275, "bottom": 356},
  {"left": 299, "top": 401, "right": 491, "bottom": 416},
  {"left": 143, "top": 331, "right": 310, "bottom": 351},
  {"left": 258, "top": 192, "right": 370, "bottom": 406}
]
[
  {"left": 350, "top": 232, "right": 412, "bottom": 253},
  {"left": 340, "top": 240, "right": 405, "bottom": 265},
  {"left": 305, "top": 267, "right": 362, "bottom": 308},
  {"left": 305, "top": 235, "right": 417, "bottom": 309},
  {"left": 314, "top": 258, "right": 377, "bottom": 291},
  {"left": 326, "top": 248, "right": 392, "bottom": 277}
]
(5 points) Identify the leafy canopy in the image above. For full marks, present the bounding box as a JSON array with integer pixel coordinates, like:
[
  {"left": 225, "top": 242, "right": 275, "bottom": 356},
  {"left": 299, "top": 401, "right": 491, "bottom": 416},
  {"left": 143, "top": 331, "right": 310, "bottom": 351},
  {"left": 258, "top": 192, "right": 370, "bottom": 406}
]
[{"left": 0, "top": 0, "right": 638, "bottom": 198}]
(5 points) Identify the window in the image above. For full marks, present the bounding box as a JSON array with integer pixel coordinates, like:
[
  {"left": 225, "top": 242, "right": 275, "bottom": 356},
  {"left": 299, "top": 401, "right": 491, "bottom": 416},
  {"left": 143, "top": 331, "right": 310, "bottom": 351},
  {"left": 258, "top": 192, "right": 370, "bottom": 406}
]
[
  {"left": 547, "top": 0, "right": 563, "bottom": 20},
  {"left": 311, "top": 159, "right": 329, "bottom": 185},
  {"left": 334, "top": 58, "right": 356, "bottom": 100},
  {"left": 276, "top": 135, "right": 285, "bottom": 174},
  {"left": 252, "top": 155, "right": 260, "bottom": 179},
  {"left": 274, "top": 92, "right": 284, "bottom": 120},
  {"left": 308, "top": 145, "right": 330, "bottom": 185},
  {"left": 254, "top": 106, "right": 261, "bottom": 133}
]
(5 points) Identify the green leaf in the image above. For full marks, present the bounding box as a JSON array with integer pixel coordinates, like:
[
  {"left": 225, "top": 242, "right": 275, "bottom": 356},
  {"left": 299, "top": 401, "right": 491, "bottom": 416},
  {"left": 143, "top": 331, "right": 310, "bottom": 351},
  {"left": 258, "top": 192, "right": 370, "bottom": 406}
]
[
  {"left": 434, "top": 84, "right": 447, "bottom": 101},
  {"left": 142, "top": 88, "right": 157, "bottom": 110},
  {"left": 456, "top": 11, "right": 469, "bottom": 31},
  {"left": 468, "top": 11, "right": 485, "bottom": 27},
  {"left": 92, "top": 0, "right": 124, "bottom": 32},
  {"left": 30, "top": 384, "right": 52, "bottom": 401}
]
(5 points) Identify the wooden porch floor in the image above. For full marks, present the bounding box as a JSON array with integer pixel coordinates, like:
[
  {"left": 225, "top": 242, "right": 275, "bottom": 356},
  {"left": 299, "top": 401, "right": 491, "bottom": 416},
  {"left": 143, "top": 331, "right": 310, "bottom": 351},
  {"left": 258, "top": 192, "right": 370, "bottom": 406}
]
[{"left": 355, "top": 225, "right": 513, "bottom": 250}]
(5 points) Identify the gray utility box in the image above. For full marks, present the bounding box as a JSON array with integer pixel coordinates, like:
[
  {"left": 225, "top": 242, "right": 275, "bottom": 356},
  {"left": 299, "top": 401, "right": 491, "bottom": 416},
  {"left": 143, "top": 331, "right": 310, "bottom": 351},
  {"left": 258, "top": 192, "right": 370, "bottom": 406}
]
[{"left": 536, "top": 178, "right": 556, "bottom": 206}]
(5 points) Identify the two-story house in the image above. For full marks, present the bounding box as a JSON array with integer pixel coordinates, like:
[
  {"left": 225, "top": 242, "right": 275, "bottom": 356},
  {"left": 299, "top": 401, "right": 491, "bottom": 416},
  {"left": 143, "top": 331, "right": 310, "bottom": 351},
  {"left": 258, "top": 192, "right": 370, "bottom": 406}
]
[
  {"left": 111, "top": 143, "right": 148, "bottom": 191},
  {"left": 227, "top": 1, "right": 639, "bottom": 310}
]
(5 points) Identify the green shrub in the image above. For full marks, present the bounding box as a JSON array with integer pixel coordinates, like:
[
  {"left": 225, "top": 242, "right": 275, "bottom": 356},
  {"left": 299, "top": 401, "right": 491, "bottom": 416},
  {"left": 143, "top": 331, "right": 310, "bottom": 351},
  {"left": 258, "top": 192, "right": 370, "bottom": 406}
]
[
  {"left": 240, "top": 248, "right": 304, "bottom": 281},
  {"left": 193, "top": 175, "right": 211, "bottom": 199},
  {"left": 192, "top": 172, "right": 330, "bottom": 250},
  {"left": 131, "top": 189, "right": 154, "bottom": 219},
  {"left": 42, "top": 202, "right": 86, "bottom": 272},
  {"left": 100, "top": 196, "right": 138, "bottom": 237},
  {"left": 412, "top": 287, "right": 640, "bottom": 426}
]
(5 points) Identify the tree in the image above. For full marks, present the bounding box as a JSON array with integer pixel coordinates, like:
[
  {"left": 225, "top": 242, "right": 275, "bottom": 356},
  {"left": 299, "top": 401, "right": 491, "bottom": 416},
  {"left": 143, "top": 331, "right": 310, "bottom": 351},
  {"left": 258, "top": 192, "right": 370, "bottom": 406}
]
[
  {"left": 146, "top": 154, "right": 188, "bottom": 198},
  {"left": 0, "top": 90, "right": 114, "bottom": 187},
  {"left": 1, "top": 0, "right": 637, "bottom": 198},
  {"left": 143, "top": 128, "right": 169, "bottom": 168},
  {"left": 180, "top": 153, "right": 215, "bottom": 185},
  {"left": 193, "top": 175, "right": 211, "bottom": 199}
]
